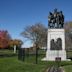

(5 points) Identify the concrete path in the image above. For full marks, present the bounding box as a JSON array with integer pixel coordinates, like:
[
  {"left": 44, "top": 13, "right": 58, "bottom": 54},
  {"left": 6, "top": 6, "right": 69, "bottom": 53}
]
[{"left": 46, "top": 66, "right": 64, "bottom": 72}]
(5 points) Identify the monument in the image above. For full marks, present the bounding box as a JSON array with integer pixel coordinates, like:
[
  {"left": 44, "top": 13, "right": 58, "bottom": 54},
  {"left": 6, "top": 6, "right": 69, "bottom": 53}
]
[{"left": 42, "top": 9, "right": 67, "bottom": 61}]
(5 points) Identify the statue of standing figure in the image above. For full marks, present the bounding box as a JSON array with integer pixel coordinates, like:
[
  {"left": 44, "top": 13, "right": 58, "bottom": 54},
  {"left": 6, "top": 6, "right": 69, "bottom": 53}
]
[{"left": 48, "top": 8, "right": 64, "bottom": 28}]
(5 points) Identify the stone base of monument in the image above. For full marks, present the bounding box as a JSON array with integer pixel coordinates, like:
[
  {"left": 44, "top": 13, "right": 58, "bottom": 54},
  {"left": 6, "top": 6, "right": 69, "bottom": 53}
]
[
  {"left": 42, "top": 50, "right": 67, "bottom": 61},
  {"left": 42, "top": 29, "right": 68, "bottom": 61}
]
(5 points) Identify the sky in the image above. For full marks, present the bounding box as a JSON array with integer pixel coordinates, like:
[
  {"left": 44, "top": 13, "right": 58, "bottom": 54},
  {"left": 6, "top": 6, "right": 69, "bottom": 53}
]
[{"left": 0, "top": 0, "right": 72, "bottom": 47}]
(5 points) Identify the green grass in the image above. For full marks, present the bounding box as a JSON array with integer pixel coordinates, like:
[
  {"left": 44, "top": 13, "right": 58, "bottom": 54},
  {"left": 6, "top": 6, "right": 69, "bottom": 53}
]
[
  {"left": 63, "top": 65, "right": 72, "bottom": 72},
  {"left": 66, "top": 51, "right": 72, "bottom": 58},
  {"left": 0, "top": 56, "right": 53, "bottom": 72},
  {"left": 0, "top": 56, "right": 72, "bottom": 72},
  {"left": 0, "top": 49, "right": 14, "bottom": 55},
  {"left": 0, "top": 49, "right": 72, "bottom": 72},
  {"left": 0, "top": 49, "right": 52, "bottom": 72}
]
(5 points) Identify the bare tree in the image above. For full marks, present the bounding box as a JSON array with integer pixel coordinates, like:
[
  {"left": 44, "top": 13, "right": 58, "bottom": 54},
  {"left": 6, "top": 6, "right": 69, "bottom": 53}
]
[
  {"left": 21, "top": 23, "right": 47, "bottom": 48},
  {"left": 65, "top": 21, "right": 72, "bottom": 50}
]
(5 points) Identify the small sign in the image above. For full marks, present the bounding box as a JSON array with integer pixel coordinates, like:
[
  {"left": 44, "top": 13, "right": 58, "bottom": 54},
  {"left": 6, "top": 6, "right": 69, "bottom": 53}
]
[{"left": 55, "top": 57, "right": 61, "bottom": 61}]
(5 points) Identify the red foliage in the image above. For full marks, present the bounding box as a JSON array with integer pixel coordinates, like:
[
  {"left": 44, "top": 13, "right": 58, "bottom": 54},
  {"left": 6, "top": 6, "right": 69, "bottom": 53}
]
[{"left": 0, "top": 30, "right": 11, "bottom": 48}]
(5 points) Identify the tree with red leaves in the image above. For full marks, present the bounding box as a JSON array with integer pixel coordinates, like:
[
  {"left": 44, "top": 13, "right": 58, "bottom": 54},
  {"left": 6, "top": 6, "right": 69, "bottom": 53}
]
[{"left": 0, "top": 30, "right": 11, "bottom": 48}]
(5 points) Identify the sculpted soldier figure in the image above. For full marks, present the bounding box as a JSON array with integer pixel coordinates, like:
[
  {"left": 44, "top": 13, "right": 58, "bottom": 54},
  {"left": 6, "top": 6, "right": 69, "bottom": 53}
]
[
  {"left": 59, "top": 11, "right": 64, "bottom": 28},
  {"left": 53, "top": 8, "right": 58, "bottom": 19},
  {"left": 48, "top": 12, "right": 54, "bottom": 28},
  {"left": 53, "top": 8, "right": 59, "bottom": 28}
]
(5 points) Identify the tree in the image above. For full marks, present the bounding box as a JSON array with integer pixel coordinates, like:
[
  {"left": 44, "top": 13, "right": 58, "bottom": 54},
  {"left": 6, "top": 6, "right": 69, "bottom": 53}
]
[
  {"left": 21, "top": 23, "right": 47, "bottom": 48},
  {"left": 0, "top": 30, "right": 11, "bottom": 48},
  {"left": 65, "top": 21, "right": 72, "bottom": 50},
  {"left": 21, "top": 23, "right": 47, "bottom": 64},
  {"left": 8, "top": 39, "right": 23, "bottom": 53}
]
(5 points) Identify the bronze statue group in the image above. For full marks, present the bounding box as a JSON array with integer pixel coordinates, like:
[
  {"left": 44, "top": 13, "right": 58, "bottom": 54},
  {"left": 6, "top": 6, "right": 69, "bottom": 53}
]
[
  {"left": 48, "top": 8, "right": 64, "bottom": 28},
  {"left": 50, "top": 38, "right": 62, "bottom": 50}
]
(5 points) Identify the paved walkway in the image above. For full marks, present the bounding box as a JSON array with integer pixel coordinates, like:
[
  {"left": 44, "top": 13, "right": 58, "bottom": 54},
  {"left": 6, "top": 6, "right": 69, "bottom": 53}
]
[{"left": 46, "top": 66, "right": 64, "bottom": 72}]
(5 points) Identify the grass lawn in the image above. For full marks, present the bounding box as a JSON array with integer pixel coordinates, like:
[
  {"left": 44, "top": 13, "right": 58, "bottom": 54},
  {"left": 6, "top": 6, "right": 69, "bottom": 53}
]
[
  {"left": 0, "top": 49, "right": 72, "bottom": 72},
  {"left": 0, "top": 49, "right": 14, "bottom": 54},
  {"left": 0, "top": 49, "right": 54, "bottom": 72},
  {"left": 0, "top": 56, "right": 55, "bottom": 72},
  {"left": 0, "top": 56, "right": 72, "bottom": 72},
  {"left": 66, "top": 51, "right": 72, "bottom": 58},
  {"left": 63, "top": 65, "right": 72, "bottom": 72}
]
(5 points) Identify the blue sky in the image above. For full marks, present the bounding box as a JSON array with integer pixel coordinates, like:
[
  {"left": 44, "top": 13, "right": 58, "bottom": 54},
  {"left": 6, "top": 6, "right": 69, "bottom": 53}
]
[{"left": 0, "top": 0, "right": 72, "bottom": 47}]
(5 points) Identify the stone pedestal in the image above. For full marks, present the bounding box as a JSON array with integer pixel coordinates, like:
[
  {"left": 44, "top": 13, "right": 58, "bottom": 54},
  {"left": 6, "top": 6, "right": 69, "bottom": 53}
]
[{"left": 42, "top": 29, "right": 67, "bottom": 61}]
